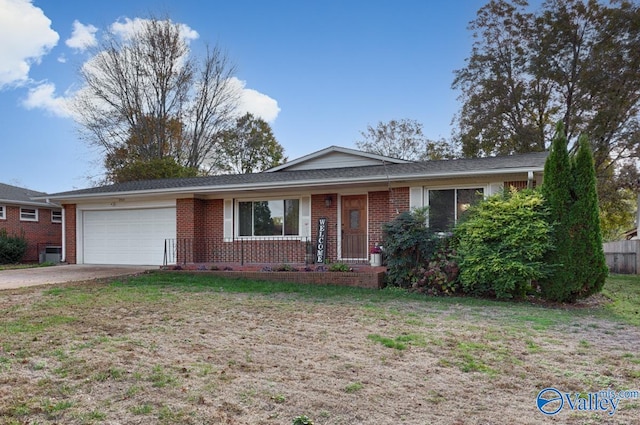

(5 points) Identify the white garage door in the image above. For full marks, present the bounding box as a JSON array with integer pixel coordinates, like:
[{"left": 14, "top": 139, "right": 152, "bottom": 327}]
[{"left": 83, "top": 208, "right": 176, "bottom": 265}]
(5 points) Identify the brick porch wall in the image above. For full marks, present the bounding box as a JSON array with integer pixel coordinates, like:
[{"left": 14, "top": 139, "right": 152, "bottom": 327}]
[{"left": 0, "top": 205, "right": 62, "bottom": 263}]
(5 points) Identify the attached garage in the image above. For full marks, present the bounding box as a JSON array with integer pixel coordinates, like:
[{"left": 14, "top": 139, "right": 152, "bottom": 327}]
[{"left": 81, "top": 208, "right": 176, "bottom": 265}]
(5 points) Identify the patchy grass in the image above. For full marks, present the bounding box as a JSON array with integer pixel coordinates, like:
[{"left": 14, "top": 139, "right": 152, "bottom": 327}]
[
  {"left": 0, "top": 262, "right": 56, "bottom": 271},
  {"left": 602, "top": 274, "right": 640, "bottom": 326},
  {"left": 0, "top": 272, "right": 639, "bottom": 424}
]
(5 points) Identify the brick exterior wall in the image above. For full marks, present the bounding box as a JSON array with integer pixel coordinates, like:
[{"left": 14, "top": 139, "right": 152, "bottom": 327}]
[
  {"left": 66, "top": 187, "right": 413, "bottom": 266},
  {"left": 172, "top": 189, "right": 413, "bottom": 265},
  {"left": 63, "top": 204, "right": 76, "bottom": 264},
  {"left": 0, "top": 205, "right": 62, "bottom": 263},
  {"left": 368, "top": 187, "right": 410, "bottom": 253},
  {"left": 311, "top": 193, "right": 339, "bottom": 263},
  {"left": 177, "top": 198, "right": 229, "bottom": 263},
  {"left": 368, "top": 190, "right": 389, "bottom": 251}
]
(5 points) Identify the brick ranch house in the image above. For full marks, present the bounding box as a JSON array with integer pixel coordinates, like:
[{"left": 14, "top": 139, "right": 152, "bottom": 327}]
[
  {"left": 0, "top": 183, "right": 62, "bottom": 263},
  {"left": 41, "top": 146, "right": 547, "bottom": 267}
]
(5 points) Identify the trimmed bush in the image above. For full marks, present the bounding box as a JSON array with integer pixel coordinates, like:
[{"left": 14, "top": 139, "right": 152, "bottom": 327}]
[
  {"left": 382, "top": 208, "right": 439, "bottom": 288},
  {"left": 0, "top": 229, "right": 28, "bottom": 264},
  {"left": 454, "top": 189, "right": 553, "bottom": 300}
]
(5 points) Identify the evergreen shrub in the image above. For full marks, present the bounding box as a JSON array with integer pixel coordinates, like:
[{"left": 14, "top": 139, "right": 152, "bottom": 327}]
[
  {"left": 382, "top": 208, "right": 439, "bottom": 288},
  {"left": 454, "top": 189, "right": 553, "bottom": 299},
  {"left": 0, "top": 229, "right": 28, "bottom": 264}
]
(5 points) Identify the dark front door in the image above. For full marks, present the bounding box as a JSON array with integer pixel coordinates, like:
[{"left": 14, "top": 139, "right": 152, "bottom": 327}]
[{"left": 341, "top": 195, "right": 367, "bottom": 259}]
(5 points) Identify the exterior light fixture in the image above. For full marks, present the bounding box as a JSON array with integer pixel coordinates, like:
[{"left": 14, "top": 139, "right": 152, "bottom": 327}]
[{"left": 325, "top": 195, "right": 332, "bottom": 207}]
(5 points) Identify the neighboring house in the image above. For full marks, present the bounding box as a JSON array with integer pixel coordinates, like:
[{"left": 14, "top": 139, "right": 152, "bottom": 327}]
[
  {"left": 0, "top": 183, "right": 62, "bottom": 263},
  {"left": 42, "top": 146, "right": 548, "bottom": 266}
]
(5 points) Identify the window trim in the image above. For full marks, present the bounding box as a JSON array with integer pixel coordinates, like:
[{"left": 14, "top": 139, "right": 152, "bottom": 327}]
[
  {"left": 20, "top": 207, "right": 39, "bottom": 222},
  {"left": 0, "top": 205, "right": 5, "bottom": 220},
  {"left": 423, "top": 185, "right": 486, "bottom": 230},
  {"left": 234, "top": 197, "right": 303, "bottom": 240},
  {"left": 51, "top": 210, "right": 62, "bottom": 223}
]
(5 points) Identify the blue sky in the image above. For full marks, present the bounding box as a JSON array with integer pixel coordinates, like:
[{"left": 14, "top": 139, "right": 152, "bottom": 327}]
[{"left": 0, "top": 0, "right": 490, "bottom": 193}]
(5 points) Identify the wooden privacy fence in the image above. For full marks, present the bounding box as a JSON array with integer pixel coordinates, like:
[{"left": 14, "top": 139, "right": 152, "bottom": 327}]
[{"left": 603, "top": 240, "right": 639, "bottom": 274}]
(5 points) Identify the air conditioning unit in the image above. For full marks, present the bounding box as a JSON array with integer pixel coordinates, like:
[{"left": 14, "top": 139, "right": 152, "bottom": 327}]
[{"left": 43, "top": 246, "right": 62, "bottom": 263}]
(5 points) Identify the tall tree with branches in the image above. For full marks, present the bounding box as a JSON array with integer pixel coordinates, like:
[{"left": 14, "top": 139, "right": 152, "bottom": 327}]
[
  {"left": 355, "top": 119, "right": 456, "bottom": 161},
  {"left": 72, "top": 17, "right": 239, "bottom": 182},
  {"left": 453, "top": 0, "right": 640, "bottom": 237},
  {"left": 218, "top": 113, "right": 286, "bottom": 174}
]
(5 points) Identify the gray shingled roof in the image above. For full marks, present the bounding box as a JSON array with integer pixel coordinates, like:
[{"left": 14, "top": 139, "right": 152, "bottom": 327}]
[
  {"left": 45, "top": 151, "right": 548, "bottom": 199},
  {"left": 0, "top": 183, "right": 58, "bottom": 207}
]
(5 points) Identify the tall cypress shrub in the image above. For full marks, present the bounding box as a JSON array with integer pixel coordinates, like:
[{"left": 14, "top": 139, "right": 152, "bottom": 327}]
[
  {"left": 540, "top": 123, "right": 575, "bottom": 302},
  {"left": 568, "top": 135, "right": 608, "bottom": 297}
]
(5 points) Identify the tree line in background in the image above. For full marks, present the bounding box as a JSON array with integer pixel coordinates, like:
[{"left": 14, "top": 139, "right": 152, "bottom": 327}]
[
  {"left": 72, "top": 17, "right": 285, "bottom": 184},
  {"left": 453, "top": 0, "right": 640, "bottom": 239},
  {"left": 360, "top": 0, "right": 639, "bottom": 240}
]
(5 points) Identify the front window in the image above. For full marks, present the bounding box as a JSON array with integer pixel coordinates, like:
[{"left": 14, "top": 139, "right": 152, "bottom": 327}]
[
  {"left": 428, "top": 188, "right": 483, "bottom": 232},
  {"left": 238, "top": 199, "right": 300, "bottom": 237},
  {"left": 0, "top": 205, "right": 5, "bottom": 220},
  {"left": 20, "top": 207, "right": 38, "bottom": 222}
]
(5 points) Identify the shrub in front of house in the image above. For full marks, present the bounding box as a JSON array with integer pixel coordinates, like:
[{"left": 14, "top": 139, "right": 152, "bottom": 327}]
[
  {"left": 453, "top": 189, "right": 553, "bottom": 300},
  {"left": 412, "top": 238, "right": 461, "bottom": 296},
  {"left": 0, "top": 229, "right": 28, "bottom": 264},
  {"left": 382, "top": 208, "right": 440, "bottom": 288}
]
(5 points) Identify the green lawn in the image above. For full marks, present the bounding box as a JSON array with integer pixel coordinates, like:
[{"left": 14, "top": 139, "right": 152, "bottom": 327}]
[{"left": 602, "top": 274, "right": 640, "bottom": 326}]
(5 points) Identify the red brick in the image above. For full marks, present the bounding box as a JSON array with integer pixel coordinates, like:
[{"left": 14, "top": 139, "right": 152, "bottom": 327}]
[{"left": 0, "top": 205, "right": 62, "bottom": 263}]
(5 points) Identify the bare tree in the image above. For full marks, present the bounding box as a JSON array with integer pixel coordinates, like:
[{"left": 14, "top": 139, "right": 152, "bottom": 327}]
[
  {"left": 355, "top": 119, "right": 456, "bottom": 161},
  {"left": 72, "top": 17, "right": 239, "bottom": 181}
]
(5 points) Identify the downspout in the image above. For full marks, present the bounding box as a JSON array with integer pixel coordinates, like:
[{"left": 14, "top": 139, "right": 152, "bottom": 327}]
[
  {"left": 61, "top": 207, "right": 66, "bottom": 263},
  {"left": 527, "top": 171, "right": 534, "bottom": 189}
]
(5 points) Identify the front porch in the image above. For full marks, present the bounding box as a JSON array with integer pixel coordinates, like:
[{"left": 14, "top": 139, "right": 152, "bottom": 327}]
[
  {"left": 163, "top": 236, "right": 374, "bottom": 267},
  {"left": 162, "top": 236, "right": 386, "bottom": 289}
]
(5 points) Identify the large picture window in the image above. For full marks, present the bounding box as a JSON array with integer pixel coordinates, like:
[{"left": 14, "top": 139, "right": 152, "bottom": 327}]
[
  {"left": 428, "top": 188, "right": 483, "bottom": 232},
  {"left": 238, "top": 199, "right": 300, "bottom": 237}
]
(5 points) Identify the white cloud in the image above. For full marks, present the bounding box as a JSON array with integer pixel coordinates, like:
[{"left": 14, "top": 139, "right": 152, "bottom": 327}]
[
  {"left": 0, "top": 0, "right": 59, "bottom": 89},
  {"left": 22, "top": 77, "right": 280, "bottom": 126},
  {"left": 65, "top": 20, "right": 98, "bottom": 52},
  {"left": 22, "top": 82, "right": 72, "bottom": 117},
  {"left": 229, "top": 77, "right": 280, "bottom": 123},
  {"left": 110, "top": 17, "right": 199, "bottom": 43},
  {"left": 12, "top": 12, "right": 279, "bottom": 125}
]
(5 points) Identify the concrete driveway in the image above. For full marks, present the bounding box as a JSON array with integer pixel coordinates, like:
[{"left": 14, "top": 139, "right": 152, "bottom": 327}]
[{"left": 0, "top": 264, "right": 153, "bottom": 290}]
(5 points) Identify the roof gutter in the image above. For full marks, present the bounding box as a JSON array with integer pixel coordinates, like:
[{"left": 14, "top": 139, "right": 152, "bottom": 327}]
[
  {"left": 37, "top": 166, "right": 544, "bottom": 202},
  {"left": 0, "top": 198, "right": 61, "bottom": 208}
]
